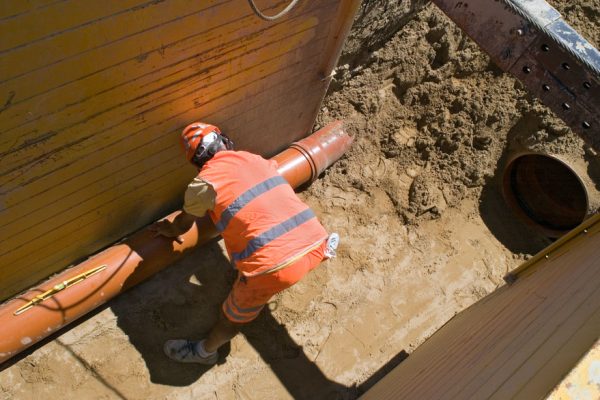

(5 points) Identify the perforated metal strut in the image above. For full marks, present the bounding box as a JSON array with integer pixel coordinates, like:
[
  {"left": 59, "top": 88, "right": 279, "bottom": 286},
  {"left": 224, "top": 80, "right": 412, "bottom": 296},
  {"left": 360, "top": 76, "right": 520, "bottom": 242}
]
[{"left": 432, "top": 0, "right": 600, "bottom": 150}]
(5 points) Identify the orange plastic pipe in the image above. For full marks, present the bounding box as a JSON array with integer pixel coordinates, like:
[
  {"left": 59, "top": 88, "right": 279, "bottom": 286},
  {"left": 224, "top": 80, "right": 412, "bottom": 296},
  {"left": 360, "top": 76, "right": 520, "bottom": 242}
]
[
  {"left": 0, "top": 121, "right": 352, "bottom": 365},
  {"left": 274, "top": 120, "right": 350, "bottom": 187}
]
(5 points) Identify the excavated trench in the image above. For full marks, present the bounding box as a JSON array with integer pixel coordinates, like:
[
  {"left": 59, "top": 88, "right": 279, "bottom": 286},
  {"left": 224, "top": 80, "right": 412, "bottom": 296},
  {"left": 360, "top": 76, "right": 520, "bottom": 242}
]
[
  {"left": 325, "top": 0, "right": 600, "bottom": 239},
  {"left": 1, "top": 1, "right": 599, "bottom": 399},
  {"left": 502, "top": 153, "right": 595, "bottom": 237}
]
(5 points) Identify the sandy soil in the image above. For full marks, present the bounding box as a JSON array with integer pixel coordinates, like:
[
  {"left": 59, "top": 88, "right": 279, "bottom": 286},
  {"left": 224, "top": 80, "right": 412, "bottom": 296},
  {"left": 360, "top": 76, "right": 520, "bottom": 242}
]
[{"left": 1, "top": 1, "right": 599, "bottom": 399}]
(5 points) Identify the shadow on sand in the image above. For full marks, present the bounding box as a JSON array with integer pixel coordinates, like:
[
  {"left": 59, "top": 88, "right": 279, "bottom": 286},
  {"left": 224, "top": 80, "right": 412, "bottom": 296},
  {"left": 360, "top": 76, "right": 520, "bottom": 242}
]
[
  {"left": 111, "top": 240, "right": 357, "bottom": 399},
  {"left": 2, "top": 233, "right": 410, "bottom": 399},
  {"left": 478, "top": 118, "right": 553, "bottom": 256}
]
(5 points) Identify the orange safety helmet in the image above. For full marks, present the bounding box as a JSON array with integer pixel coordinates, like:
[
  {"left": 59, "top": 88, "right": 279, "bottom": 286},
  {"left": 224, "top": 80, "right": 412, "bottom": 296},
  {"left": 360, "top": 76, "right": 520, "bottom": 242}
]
[{"left": 180, "top": 122, "right": 233, "bottom": 168}]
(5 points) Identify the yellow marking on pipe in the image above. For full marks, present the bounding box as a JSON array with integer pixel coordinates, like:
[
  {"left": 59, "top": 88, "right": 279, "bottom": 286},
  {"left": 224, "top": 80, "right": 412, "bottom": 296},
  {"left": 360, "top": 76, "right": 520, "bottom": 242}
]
[{"left": 13, "top": 264, "right": 107, "bottom": 316}]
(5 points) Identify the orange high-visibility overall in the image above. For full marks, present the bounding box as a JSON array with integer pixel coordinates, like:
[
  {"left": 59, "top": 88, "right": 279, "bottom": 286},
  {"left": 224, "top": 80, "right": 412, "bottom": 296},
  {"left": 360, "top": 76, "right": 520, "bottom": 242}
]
[{"left": 199, "top": 151, "right": 328, "bottom": 322}]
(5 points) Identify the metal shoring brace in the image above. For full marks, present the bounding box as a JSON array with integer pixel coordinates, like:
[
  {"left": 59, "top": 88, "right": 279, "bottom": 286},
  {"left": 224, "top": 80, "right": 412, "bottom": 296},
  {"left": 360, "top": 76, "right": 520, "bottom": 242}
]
[{"left": 431, "top": 0, "right": 600, "bottom": 150}]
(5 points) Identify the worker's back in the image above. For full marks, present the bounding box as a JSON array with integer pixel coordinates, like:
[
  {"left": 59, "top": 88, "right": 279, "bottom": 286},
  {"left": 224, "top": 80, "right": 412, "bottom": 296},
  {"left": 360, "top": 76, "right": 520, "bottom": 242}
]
[{"left": 200, "top": 151, "right": 328, "bottom": 276}]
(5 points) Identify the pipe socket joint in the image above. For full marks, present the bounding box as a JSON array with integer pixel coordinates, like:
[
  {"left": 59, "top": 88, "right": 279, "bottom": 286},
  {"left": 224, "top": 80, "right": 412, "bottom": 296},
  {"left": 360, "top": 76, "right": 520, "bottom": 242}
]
[{"left": 502, "top": 151, "right": 600, "bottom": 238}]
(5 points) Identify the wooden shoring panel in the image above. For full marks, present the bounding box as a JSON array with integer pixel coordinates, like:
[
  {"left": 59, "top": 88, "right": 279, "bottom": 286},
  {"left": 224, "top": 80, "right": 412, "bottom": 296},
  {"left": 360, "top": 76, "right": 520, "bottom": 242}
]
[
  {"left": 0, "top": 0, "right": 360, "bottom": 300},
  {"left": 360, "top": 216, "right": 600, "bottom": 400},
  {"left": 547, "top": 339, "right": 600, "bottom": 400}
]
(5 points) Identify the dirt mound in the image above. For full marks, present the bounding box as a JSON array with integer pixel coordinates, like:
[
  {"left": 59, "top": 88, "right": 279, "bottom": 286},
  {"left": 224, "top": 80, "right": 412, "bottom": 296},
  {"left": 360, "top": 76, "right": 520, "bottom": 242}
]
[
  {"left": 553, "top": 0, "right": 600, "bottom": 47},
  {"left": 315, "top": 0, "right": 598, "bottom": 224},
  {"left": 340, "top": 0, "right": 428, "bottom": 67}
]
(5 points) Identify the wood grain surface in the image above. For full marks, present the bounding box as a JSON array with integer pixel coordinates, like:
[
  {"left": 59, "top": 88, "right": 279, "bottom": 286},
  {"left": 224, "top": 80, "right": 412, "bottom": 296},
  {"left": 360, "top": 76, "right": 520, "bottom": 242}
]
[
  {"left": 0, "top": 0, "right": 360, "bottom": 300},
  {"left": 361, "top": 215, "right": 600, "bottom": 400}
]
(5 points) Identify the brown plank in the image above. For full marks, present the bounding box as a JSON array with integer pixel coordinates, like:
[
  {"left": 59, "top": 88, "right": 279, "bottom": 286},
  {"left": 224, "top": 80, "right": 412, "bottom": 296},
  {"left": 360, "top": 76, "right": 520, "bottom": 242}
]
[
  {"left": 0, "top": 26, "right": 327, "bottom": 179},
  {"left": 0, "top": 0, "right": 356, "bottom": 299},
  {"left": 0, "top": 0, "right": 68, "bottom": 21},
  {"left": 0, "top": 38, "right": 326, "bottom": 223},
  {"left": 383, "top": 245, "right": 577, "bottom": 399},
  {"left": 0, "top": 1, "right": 226, "bottom": 81},
  {"left": 360, "top": 221, "right": 600, "bottom": 400},
  {"left": 0, "top": 0, "right": 148, "bottom": 52},
  {"left": 0, "top": 61, "right": 322, "bottom": 257},
  {"left": 512, "top": 309, "right": 600, "bottom": 399},
  {"left": 0, "top": 0, "right": 317, "bottom": 134}
]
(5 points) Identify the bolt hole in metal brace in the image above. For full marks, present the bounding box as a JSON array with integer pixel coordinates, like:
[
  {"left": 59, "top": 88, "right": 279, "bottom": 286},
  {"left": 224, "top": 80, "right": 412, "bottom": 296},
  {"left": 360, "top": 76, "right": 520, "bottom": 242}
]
[{"left": 432, "top": 0, "right": 599, "bottom": 148}]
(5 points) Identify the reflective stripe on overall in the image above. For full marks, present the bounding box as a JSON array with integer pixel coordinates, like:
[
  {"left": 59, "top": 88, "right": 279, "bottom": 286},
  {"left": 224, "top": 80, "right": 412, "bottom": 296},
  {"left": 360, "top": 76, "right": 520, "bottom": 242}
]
[{"left": 199, "top": 151, "right": 328, "bottom": 276}]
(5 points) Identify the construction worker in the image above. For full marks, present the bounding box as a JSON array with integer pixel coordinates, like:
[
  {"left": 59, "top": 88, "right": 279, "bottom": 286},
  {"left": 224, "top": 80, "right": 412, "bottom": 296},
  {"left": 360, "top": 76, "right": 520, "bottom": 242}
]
[{"left": 150, "top": 122, "right": 338, "bottom": 365}]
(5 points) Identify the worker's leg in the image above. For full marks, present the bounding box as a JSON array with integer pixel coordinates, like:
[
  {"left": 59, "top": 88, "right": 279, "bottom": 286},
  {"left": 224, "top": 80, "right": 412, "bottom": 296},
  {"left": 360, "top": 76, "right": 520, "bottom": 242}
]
[
  {"left": 164, "top": 240, "right": 329, "bottom": 364},
  {"left": 203, "top": 312, "right": 244, "bottom": 353},
  {"left": 163, "top": 271, "right": 265, "bottom": 365},
  {"left": 214, "top": 239, "right": 329, "bottom": 344}
]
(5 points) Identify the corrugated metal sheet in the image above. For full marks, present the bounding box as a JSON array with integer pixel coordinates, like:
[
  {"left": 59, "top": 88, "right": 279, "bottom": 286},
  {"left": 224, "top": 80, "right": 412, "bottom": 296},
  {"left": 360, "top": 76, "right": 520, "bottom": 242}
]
[
  {"left": 0, "top": 0, "right": 359, "bottom": 300},
  {"left": 360, "top": 214, "right": 600, "bottom": 400}
]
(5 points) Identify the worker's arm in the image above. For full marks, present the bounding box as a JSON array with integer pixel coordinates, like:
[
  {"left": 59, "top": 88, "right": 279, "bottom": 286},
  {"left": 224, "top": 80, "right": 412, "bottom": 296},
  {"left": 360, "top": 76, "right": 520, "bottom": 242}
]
[
  {"left": 149, "top": 177, "right": 216, "bottom": 243},
  {"left": 149, "top": 211, "right": 196, "bottom": 243}
]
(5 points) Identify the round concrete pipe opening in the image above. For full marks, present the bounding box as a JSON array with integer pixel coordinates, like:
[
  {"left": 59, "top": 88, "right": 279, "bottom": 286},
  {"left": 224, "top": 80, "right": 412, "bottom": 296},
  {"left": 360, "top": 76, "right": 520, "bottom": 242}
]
[{"left": 502, "top": 153, "right": 588, "bottom": 238}]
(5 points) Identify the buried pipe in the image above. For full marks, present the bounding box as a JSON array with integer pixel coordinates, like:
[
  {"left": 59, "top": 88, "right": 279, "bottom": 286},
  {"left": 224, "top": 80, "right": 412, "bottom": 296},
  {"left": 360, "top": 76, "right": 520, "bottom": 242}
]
[
  {"left": 501, "top": 151, "right": 600, "bottom": 238},
  {"left": 0, "top": 121, "right": 352, "bottom": 365},
  {"left": 274, "top": 120, "right": 352, "bottom": 186}
]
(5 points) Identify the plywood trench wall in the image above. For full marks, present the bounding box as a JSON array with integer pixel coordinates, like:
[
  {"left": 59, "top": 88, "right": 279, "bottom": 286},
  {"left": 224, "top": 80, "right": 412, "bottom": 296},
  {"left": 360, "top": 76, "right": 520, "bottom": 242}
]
[
  {"left": 0, "top": 0, "right": 358, "bottom": 301},
  {"left": 361, "top": 215, "right": 600, "bottom": 400}
]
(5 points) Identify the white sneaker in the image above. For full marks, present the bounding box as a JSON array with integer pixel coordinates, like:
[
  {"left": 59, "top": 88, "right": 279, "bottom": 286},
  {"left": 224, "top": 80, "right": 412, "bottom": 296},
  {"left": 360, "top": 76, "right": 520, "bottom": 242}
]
[
  {"left": 163, "top": 339, "right": 218, "bottom": 365},
  {"left": 324, "top": 233, "right": 339, "bottom": 259}
]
